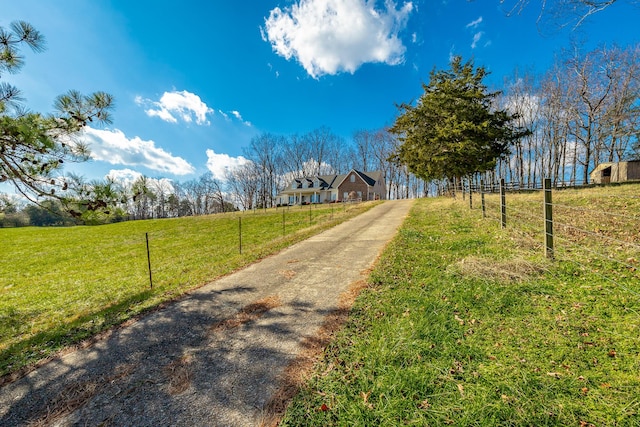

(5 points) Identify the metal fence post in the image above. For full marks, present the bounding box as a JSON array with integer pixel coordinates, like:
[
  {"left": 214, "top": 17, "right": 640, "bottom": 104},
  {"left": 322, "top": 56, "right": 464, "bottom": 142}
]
[
  {"left": 480, "top": 179, "right": 486, "bottom": 218},
  {"left": 239, "top": 217, "right": 242, "bottom": 254},
  {"left": 469, "top": 178, "right": 473, "bottom": 209},
  {"left": 544, "top": 177, "right": 554, "bottom": 259},
  {"left": 145, "top": 232, "right": 153, "bottom": 289},
  {"left": 282, "top": 210, "right": 285, "bottom": 237},
  {"left": 500, "top": 178, "right": 506, "bottom": 229}
]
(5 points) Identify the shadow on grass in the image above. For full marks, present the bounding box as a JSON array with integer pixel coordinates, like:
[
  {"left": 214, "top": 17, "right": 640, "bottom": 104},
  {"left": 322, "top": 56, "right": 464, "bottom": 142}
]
[
  {"left": 0, "top": 290, "right": 155, "bottom": 382},
  {"left": 0, "top": 284, "right": 336, "bottom": 426}
]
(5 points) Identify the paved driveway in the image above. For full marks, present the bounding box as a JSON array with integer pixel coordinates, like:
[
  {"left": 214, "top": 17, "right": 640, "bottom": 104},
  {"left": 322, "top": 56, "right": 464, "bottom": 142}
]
[{"left": 0, "top": 199, "right": 413, "bottom": 427}]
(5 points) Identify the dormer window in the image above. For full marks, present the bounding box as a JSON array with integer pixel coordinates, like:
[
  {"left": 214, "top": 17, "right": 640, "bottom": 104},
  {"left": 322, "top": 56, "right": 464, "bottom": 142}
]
[{"left": 302, "top": 181, "right": 307, "bottom": 189}]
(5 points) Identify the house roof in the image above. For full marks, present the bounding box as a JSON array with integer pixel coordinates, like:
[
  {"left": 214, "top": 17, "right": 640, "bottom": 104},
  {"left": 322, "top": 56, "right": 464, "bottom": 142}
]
[
  {"left": 278, "top": 170, "right": 383, "bottom": 196},
  {"left": 356, "top": 170, "right": 382, "bottom": 186},
  {"left": 333, "top": 169, "right": 381, "bottom": 189}
]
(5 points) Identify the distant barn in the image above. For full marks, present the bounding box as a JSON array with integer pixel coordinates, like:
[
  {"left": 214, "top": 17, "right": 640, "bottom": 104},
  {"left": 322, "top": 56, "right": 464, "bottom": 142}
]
[{"left": 590, "top": 160, "right": 640, "bottom": 184}]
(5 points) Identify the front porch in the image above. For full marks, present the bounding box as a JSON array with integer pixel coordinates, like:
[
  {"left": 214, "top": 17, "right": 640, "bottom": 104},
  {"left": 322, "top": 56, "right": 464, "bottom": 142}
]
[{"left": 276, "top": 189, "right": 337, "bottom": 206}]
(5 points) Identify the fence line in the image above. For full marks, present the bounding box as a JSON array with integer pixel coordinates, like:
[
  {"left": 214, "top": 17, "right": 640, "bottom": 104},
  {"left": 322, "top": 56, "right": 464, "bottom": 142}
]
[
  {"left": 142, "top": 201, "right": 371, "bottom": 286},
  {"left": 468, "top": 178, "right": 639, "bottom": 306}
]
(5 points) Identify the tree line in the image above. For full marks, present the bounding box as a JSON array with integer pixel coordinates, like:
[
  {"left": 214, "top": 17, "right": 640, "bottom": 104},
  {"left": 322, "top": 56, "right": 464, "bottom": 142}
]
[
  {"left": 0, "top": 126, "right": 426, "bottom": 226},
  {"left": 3, "top": 20, "right": 639, "bottom": 226},
  {"left": 496, "top": 43, "right": 640, "bottom": 188},
  {"left": 390, "top": 44, "right": 640, "bottom": 196}
]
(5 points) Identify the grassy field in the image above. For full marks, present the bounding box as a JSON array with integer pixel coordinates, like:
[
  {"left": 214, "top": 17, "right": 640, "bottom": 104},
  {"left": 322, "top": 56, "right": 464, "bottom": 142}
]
[
  {"left": 0, "top": 202, "right": 376, "bottom": 378},
  {"left": 281, "top": 186, "right": 640, "bottom": 426}
]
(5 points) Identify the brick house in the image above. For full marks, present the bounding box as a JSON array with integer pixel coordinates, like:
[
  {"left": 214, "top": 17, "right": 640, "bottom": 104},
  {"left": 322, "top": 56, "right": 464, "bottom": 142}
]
[{"left": 276, "top": 170, "right": 386, "bottom": 205}]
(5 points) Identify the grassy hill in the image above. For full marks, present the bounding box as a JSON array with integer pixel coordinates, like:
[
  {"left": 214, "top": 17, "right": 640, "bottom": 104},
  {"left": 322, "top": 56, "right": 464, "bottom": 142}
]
[
  {"left": 0, "top": 202, "right": 376, "bottom": 378},
  {"left": 281, "top": 184, "right": 640, "bottom": 426}
]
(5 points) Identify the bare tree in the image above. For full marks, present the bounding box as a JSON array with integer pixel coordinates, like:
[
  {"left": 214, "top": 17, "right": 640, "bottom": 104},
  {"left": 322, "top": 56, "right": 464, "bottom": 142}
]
[
  {"left": 500, "top": 0, "right": 634, "bottom": 31},
  {"left": 244, "top": 133, "right": 284, "bottom": 208},
  {"left": 225, "top": 162, "right": 258, "bottom": 210}
]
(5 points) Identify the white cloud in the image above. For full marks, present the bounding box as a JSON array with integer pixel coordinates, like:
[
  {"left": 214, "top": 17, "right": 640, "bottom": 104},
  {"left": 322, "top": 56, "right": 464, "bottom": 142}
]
[
  {"left": 206, "top": 149, "right": 249, "bottom": 181},
  {"left": 231, "top": 110, "right": 252, "bottom": 127},
  {"left": 466, "top": 16, "right": 483, "bottom": 29},
  {"left": 105, "top": 168, "right": 143, "bottom": 187},
  {"left": 136, "top": 90, "right": 214, "bottom": 125},
  {"left": 82, "top": 127, "right": 196, "bottom": 176},
  {"left": 262, "top": 0, "right": 414, "bottom": 78},
  {"left": 471, "top": 31, "right": 484, "bottom": 49}
]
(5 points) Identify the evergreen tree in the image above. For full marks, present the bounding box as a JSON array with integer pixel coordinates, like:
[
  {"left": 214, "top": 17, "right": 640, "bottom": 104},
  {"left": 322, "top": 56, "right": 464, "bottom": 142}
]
[
  {"left": 391, "top": 56, "right": 529, "bottom": 184},
  {"left": 0, "top": 21, "right": 114, "bottom": 206}
]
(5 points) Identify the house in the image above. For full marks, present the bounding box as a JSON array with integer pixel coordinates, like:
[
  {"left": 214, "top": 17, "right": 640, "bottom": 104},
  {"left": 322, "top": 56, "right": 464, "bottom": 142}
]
[
  {"left": 276, "top": 170, "right": 386, "bottom": 205},
  {"left": 589, "top": 160, "right": 640, "bottom": 184}
]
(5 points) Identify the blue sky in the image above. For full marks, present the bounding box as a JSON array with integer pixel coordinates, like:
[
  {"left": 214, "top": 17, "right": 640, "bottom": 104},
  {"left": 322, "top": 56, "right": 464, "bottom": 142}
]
[{"left": 2, "top": 0, "right": 638, "bottom": 187}]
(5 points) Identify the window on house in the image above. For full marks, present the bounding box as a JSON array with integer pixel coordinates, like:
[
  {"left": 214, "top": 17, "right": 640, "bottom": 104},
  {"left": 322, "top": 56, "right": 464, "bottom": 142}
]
[
  {"left": 357, "top": 191, "right": 362, "bottom": 199},
  {"left": 350, "top": 174, "right": 355, "bottom": 183}
]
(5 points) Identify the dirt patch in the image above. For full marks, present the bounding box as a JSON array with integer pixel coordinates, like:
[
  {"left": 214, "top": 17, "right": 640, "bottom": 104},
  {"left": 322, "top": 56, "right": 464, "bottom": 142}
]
[
  {"left": 259, "top": 278, "right": 371, "bottom": 427},
  {"left": 210, "top": 296, "right": 282, "bottom": 333},
  {"left": 451, "top": 256, "right": 545, "bottom": 283}
]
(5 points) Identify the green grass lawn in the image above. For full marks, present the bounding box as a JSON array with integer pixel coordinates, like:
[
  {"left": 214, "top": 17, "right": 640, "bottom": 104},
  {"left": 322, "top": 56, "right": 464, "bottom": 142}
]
[
  {"left": 281, "top": 193, "right": 640, "bottom": 426},
  {"left": 0, "top": 202, "right": 375, "bottom": 377}
]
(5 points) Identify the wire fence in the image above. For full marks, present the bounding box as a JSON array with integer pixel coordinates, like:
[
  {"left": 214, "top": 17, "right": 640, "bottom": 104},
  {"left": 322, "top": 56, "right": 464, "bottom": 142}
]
[
  {"left": 461, "top": 178, "right": 640, "bottom": 307},
  {"left": 145, "top": 201, "right": 361, "bottom": 285}
]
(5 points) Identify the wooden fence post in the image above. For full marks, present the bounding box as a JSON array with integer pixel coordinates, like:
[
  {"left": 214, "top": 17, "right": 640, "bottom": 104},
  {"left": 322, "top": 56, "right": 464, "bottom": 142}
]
[
  {"left": 544, "top": 178, "right": 554, "bottom": 259},
  {"left": 500, "top": 178, "right": 506, "bottom": 229},
  {"left": 469, "top": 178, "right": 473, "bottom": 209}
]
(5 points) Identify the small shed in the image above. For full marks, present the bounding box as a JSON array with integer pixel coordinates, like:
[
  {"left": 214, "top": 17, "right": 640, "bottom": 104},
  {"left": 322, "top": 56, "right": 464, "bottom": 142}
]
[{"left": 590, "top": 160, "right": 640, "bottom": 184}]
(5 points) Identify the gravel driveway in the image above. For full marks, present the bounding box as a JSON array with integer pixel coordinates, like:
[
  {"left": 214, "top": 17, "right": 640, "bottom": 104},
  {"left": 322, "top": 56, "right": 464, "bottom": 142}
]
[{"left": 0, "top": 200, "right": 412, "bottom": 427}]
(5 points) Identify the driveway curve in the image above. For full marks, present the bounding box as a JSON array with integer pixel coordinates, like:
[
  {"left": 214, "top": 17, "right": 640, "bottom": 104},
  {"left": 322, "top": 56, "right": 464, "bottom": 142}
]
[{"left": 0, "top": 199, "right": 413, "bottom": 427}]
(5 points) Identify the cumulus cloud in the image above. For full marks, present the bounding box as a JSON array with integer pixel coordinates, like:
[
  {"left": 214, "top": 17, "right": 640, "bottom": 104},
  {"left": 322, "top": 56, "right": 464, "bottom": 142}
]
[
  {"left": 82, "top": 127, "right": 196, "bottom": 176},
  {"left": 206, "top": 149, "right": 249, "bottom": 181},
  {"left": 105, "top": 168, "right": 143, "bottom": 187},
  {"left": 262, "top": 0, "right": 414, "bottom": 78},
  {"left": 136, "top": 90, "right": 214, "bottom": 125}
]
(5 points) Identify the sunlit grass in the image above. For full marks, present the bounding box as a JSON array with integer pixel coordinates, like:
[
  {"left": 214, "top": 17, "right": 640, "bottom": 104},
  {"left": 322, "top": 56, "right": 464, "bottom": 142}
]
[
  {"left": 281, "top": 191, "right": 640, "bottom": 426},
  {"left": 0, "top": 202, "right": 376, "bottom": 377}
]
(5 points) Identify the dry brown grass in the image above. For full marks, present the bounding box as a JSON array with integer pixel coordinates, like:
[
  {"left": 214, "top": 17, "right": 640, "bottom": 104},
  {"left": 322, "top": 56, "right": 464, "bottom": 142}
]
[
  {"left": 259, "top": 277, "right": 371, "bottom": 427},
  {"left": 279, "top": 270, "right": 297, "bottom": 279},
  {"left": 451, "top": 256, "right": 546, "bottom": 283},
  {"left": 210, "top": 296, "right": 282, "bottom": 333},
  {"left": 28, "top": 363, "right": 135, "bottom": 427},
  {"left": 164, "top": 354, "right": 194, "bottom": 395}
]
